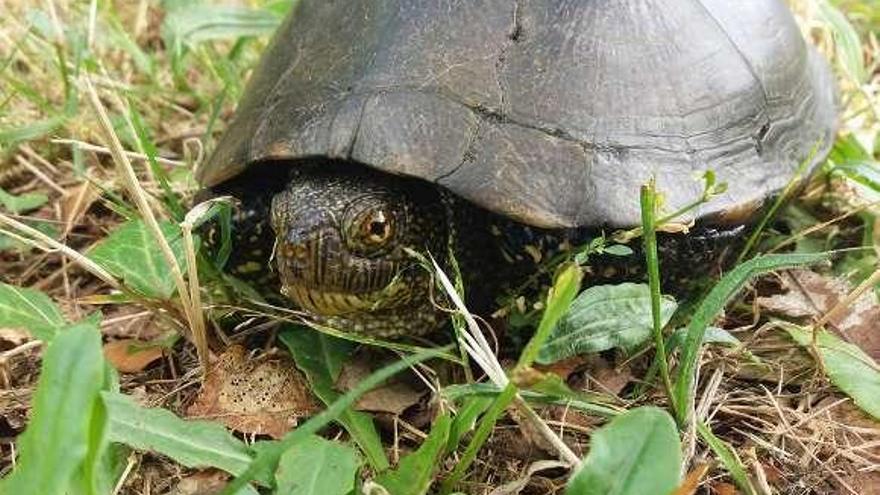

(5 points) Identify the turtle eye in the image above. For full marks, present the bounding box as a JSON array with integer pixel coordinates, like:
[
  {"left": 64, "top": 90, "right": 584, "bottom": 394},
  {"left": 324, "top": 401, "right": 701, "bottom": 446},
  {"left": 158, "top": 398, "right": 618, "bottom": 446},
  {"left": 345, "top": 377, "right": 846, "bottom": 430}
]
[{"left": 360, "top": 209, "right": 393, "bottom": 245}]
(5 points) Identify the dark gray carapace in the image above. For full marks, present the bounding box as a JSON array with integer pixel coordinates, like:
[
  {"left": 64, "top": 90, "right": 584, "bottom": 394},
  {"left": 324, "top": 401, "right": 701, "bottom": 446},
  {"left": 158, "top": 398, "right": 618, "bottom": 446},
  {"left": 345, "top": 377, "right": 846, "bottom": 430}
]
[{"left": 199, "top": 0, "right": 836, "bottom": 230}]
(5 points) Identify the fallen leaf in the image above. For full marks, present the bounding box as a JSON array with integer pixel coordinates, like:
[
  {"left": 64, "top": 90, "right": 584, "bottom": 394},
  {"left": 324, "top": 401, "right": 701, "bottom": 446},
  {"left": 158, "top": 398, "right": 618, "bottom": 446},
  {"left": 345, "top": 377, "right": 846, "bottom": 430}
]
[
  {"left": 187, "top": 345, "right": 319, "bottom": 439},
  {"left": 671, "top": 463, "right": 710, "bottom": 495},
  {"left": 335, "top": 349, "right": 424, "bottom": 415},
  {"left": 585, "top": 356, "right": 633, "bottom": 397},
  {"left": 104, "top": 339, "right": 165, "bottom": 373},
  {"left": 709, "top": 482, "right": 738, "bottom": 495},
  {"left": 172, "top": 469, "right": 229, "bottom": 495},
  {"left": 534, "top": 355, "right": 589, "bottom": 380},
  {"left": 757, "top": 269, "right": 880, "bottom": 359}
]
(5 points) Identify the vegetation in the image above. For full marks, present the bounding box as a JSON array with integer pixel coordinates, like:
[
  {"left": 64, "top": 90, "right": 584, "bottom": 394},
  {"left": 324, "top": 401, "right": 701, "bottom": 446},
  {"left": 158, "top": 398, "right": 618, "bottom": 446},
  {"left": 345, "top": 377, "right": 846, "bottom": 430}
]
[{"left": 0, "top": 1, "right": 878, "bottom": 494}]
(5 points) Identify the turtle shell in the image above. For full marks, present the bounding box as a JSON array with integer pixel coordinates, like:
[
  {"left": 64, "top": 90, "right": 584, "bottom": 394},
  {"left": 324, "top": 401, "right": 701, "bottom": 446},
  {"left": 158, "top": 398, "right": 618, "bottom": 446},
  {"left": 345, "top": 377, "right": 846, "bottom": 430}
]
[{"left": 199, "top": 0, "right": 837, "bottom": 229}]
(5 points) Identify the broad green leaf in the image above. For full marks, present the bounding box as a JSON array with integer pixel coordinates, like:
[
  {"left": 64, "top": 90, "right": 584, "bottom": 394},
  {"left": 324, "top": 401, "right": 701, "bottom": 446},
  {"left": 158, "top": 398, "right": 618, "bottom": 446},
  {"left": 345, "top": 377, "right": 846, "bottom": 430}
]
[
  {"left": 0, "top": 321, "right": 105, "bottom": 495},
  {"left": 0, "top": 282, "right": 66, "bottom": 341},
  {"left": 88, "top": 219, "right": 193, "bottom": 299},
  {"left": 0, "top": 188, "right": 49, "bottom": 214},
  {"left": 786, "top": 326, "right": 880, "bottom": 419},
  {"left": 275, "top": 435, "right": 360, "bottom": 495},
  {"left": 674, "top": 252, "right": 831, "bottom": 425},
  {"left": 538, "top": 283, "right": 676, "bottom": 364},
  {"left": 221, "top": 347, "right": 449, "bottom": 494},
  {"left": 74, "top": 358, "right": 123, "bottom": 495},
  {"left": 697, "top": 421, "right": 757, "bottom": 495},
  {"left": 102, "top": 392, "right": 258, "bottom": 480},
  {"left": 280, "top": 326, "right": 389, "bottom": 470},
  {"left": 565, "top": 407, "right": 681, "bottom": 495},
  {"left": 376, "top": 414, "right": 452, "bottom": 495}
]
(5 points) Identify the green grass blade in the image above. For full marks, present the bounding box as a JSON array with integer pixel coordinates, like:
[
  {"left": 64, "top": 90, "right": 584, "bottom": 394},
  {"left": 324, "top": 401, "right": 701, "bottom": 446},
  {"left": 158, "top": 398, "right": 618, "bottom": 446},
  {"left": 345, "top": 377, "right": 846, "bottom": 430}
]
[
  {"left": 0, "top": 321, "right": 105, "bottom": 495},
  {"left": 673, "top": 252, "right": 831, "bottom": 426},
  {"left": 376, "top": 414, "right": 452, "bottom": 495},
  {"left": 439, "top": 382, "right": 518, "bottom": 495},
  {"left": 279, "top": 327, "right": 389, "bottom": 471},
  {"left": 696, "top": 421, "right": 757, "bottom": 495},
  {"left": 517, "top": 262, "right": 582, "bottom": 370}
]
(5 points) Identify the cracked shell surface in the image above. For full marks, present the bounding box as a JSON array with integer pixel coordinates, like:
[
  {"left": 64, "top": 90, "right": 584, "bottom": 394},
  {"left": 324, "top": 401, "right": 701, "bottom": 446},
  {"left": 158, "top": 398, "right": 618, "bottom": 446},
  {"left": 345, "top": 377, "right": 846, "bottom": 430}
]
[{"left": 199, "top": 0, "right": 837, "bottom": 229}]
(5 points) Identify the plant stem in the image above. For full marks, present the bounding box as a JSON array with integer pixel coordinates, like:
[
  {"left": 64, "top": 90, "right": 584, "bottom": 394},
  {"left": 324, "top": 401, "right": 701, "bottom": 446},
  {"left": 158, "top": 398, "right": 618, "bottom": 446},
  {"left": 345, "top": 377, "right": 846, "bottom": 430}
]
[{"left": 640, "top": 181, "right": 676, "bottom": 411}]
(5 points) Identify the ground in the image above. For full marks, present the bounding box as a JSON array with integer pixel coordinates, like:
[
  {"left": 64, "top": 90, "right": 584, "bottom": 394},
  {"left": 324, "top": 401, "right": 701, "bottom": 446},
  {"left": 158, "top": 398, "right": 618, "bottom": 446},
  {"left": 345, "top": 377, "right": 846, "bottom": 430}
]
[{"left": 0, "top": 1, "right": 879, "bottom": 494}]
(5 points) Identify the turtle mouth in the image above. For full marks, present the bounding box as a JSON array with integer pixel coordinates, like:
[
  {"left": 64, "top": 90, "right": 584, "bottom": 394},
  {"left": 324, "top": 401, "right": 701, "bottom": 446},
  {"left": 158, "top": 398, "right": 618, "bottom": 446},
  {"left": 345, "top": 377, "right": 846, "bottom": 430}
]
[{"left": 281, "top": 279, "right": 413, "bottom": 316}]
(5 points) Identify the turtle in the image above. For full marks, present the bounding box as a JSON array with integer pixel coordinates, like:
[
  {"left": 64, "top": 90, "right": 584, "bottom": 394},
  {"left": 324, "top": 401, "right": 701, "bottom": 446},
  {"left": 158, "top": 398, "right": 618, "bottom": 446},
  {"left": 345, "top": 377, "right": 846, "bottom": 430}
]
[{"left": 197, "top": 0, "right": 837, "bottom": 338}]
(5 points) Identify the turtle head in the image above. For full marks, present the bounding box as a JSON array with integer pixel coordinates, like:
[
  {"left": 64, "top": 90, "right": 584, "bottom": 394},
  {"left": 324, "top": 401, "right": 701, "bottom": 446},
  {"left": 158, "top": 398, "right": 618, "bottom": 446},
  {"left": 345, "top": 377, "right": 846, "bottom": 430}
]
[{"left": 269, "top": 164, "right": 449, "bottom": 336}]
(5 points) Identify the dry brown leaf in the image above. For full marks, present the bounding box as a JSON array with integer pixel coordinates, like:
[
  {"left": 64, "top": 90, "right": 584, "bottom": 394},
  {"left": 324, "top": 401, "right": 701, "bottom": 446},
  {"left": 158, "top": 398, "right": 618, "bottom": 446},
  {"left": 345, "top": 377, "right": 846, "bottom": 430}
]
[
  {"left": 757, "top": 269, "right": 880, "bottom": 359},
  {"left": 709, "top": 482, "right": 738, "bottom": 495},
  {"left": 586, "top": 356, "right": 633, "bottom": 396},
  {"left": 671, "top": 463, "right": 711, "bottom": 495},
  {"left": 172, "top": 470, "right": 229, "bottom": 495},
  {"left": 335, "top": 349, "right": 424, "bottom": 415},
  {"left": 103, "top": 339, "right": 165, "bottom": 373},
  {"left": 533, "top": 355, "right": 590, "bottom": 380},
  {"left": 187, "top": 346, "right": 318, "bottom": 439}
]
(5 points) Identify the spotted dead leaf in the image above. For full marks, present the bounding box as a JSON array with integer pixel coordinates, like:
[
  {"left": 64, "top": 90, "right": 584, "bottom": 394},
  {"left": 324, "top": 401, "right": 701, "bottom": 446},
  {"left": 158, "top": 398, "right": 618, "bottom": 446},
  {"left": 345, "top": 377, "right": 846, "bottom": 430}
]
[
  {"left": 103, "top": 339, "right": 165, "bottom": 373},
  {"left": 187, "top": 345, "right": 319, "bottom": 439},
  {"left": 335, "top": 349, "right": 424, "bottom": 415},
  {"left": 757, "top": 269, "right": 880, "bottom": 359}
]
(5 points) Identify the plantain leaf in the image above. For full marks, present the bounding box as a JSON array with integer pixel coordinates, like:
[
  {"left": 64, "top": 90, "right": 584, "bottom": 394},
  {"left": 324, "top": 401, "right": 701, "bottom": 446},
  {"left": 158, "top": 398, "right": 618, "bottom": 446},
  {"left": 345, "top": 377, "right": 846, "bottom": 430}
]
[
  {"left": 566, "top": 407, "right": 681, "bottom": 495},
  {"left": 87, "top": 219, "right": 195, "bottom": 299},
  {"left": 538, "top": 283, "right": 676, "bottom": 364},
  {"left": 0, "top": 283, "right": 66, "bottom": 341}
]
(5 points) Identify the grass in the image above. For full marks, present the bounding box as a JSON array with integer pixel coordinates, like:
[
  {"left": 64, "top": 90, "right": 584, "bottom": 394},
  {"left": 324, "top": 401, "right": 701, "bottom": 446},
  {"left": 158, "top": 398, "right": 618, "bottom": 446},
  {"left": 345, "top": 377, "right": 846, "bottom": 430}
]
[{"left": 1, "top": 0, "right": 879, "bottom": 494}]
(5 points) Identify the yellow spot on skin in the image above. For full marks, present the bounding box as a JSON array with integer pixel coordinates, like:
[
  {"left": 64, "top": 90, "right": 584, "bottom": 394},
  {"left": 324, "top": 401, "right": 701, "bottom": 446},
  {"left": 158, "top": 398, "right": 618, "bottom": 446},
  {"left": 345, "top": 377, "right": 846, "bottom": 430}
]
[
  {"left": 524, "top": 245, "right": 543, "bottom": 263},
  {"left": 236, "top": 261, "right": 264, "bottom": 274}
]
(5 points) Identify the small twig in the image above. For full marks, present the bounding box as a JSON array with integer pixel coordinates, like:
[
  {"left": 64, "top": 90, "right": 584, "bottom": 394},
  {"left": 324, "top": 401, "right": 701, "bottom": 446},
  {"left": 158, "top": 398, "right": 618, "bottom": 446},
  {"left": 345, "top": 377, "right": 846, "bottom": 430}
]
[
  {"left": 0, "top": 341, "right": 43, "bottom": 364},
  {"left": 0, "top": 212, "right": 121, "bottom": 290},
  {"left": 14, "top": 155, "right": 66, "bottom": 195},
  {"left": 52, "top": 139, "right": 185, "bottom": 167}
]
